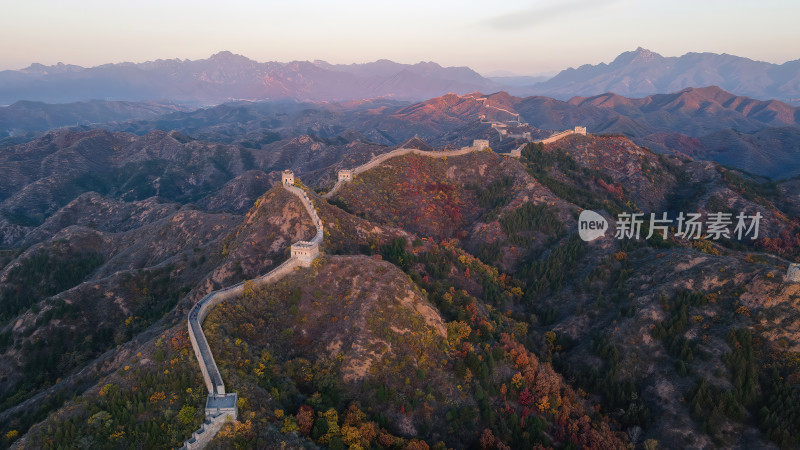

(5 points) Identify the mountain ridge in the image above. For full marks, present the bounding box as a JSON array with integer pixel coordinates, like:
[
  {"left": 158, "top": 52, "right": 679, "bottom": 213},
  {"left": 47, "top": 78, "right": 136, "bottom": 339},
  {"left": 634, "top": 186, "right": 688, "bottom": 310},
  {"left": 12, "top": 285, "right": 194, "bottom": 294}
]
[
  {"left": 0, "top": 51, "right": 501, "bottom": 105},
  {"left": 7, "top": 48, "right": 800, "bottom": 106},
  {"left": 526, "top": 47, "right": 800, "bottom": 105}
]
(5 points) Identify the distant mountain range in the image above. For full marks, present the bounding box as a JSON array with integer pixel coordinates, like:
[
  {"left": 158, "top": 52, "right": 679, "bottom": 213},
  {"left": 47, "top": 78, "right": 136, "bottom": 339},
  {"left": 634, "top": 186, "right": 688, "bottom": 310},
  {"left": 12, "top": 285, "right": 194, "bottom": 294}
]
[
  {"left": 5, "top": 85, "right": 792, "bottom": 179},
  {"left": 411, "top": 88, "right": 800, "bottom": 179},
  {"left": 0, "top": 100, "right": 186, "bottom": 137},
  {"left": 525, "top": 47, "right": 800, "bottom": 105},
  {"left": 0, "top": 52, "right": 501, "bottom": 105},
  {"left": 3, "top": 49, "right": 800, "bottom": 106}
]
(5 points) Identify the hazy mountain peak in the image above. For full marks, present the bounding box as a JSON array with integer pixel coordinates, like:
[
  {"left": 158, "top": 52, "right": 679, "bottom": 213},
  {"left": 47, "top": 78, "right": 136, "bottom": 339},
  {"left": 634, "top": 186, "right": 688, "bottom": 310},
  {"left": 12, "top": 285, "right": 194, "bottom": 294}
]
[
  {"left": 412, "top": 61, "right": 444, "bottom": 69},
  {"left": 207, "top": 50, "right": 253, "bottom": 64},
  {"left": 19, "top": 62, "right": 85, "bottom": 74},
  {"left": 529, "top": 48, "right": 800, "bottom": 104},
  {"left": 611, "top": 47, "right": 664, "bottom": 66},
  {"left": 209, "top": 50, "right": 239, "bottom": 59}
]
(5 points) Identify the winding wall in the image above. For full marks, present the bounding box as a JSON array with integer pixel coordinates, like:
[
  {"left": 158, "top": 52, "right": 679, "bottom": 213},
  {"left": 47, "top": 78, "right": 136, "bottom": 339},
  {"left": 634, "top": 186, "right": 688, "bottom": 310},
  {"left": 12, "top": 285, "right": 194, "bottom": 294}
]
[
  {"left": 183, "top": 181, "right": 323, "bottom": 449},
  {"left": 323, "top": 146, "right": 483, "bottom": 199},
  {"left": 184, "top": 133, "right": 575, "bottom": 446}
]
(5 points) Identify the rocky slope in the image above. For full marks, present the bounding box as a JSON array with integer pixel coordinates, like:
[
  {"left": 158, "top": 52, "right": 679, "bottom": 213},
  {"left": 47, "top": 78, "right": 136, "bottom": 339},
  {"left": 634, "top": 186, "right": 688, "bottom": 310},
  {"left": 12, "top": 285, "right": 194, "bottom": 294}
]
[
  {"left": 0, "top": 127, "right": 396, "bottom": 248},
  {"left": 1, "top": 183, "right": 319, "bottom": 448}
]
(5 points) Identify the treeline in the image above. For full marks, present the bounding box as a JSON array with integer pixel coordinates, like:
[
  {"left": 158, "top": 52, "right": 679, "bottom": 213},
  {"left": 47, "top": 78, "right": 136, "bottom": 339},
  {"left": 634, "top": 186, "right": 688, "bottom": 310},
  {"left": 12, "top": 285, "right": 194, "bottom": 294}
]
[
  {"left": 380, "top": 240, "right": 571, "bottom": 447},
  {"left": 384, "top": 238, "right": 521, "bottom": 311},
  {"left": 117, "top": 266, "right": 190, "bottom": 344},
  {"left": 21, "top": 334, "right": 205, "bottom": 450},
  {"left": 518, "top": 234, "right": 586, "bottom": 300},
  {"left": 520, "top": 142, "right": 631, "bottom": 216},
  {"left": 719, "top": 168, "right": 778, "bottom": 207},
  {"left": 651, "top": 291, "right": 708, "bottom": 376},
  {"left": 0, "top": 248, "right": 103, "bottom": 325},
  {"left": 685, "top": 327, "right": 799, "bottom": 448},
  {"left": 686, "top": 329, "right": 757, "bottom": 443},
  {"left": 759, "top": 369, "right": 800, "bottom": 448},
  {"left": 466, "top": 176, "right": 514, "bottom": 222},
  {"left": 556, "top": 334, "right": 651, "bottom": 429},
  {"left": 499, "top": 202, "right": 564, "bottom": 246},
  {"left": 0, "top": 264, "right": 191, "bottom": 446}
]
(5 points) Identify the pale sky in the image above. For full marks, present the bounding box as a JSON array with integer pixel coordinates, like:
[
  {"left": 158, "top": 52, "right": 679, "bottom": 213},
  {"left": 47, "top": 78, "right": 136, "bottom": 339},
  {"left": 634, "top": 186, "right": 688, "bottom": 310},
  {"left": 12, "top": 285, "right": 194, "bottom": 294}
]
[{"left": 1, "top": 0, "right": 798, "bottom": 75}]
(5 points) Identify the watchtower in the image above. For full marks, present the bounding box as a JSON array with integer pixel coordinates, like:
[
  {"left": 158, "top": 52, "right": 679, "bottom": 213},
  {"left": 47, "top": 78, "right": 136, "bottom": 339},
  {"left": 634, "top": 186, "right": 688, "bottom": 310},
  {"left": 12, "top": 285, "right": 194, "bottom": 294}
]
[
  {"left": 788, "top": 263, "right": 800, "bottom": 283},
  {"left": 281, "top": 170, "right": 294, "bottom": 185},
  {"left": 205, "top": 394, "right": 238, "bottom": 419},
  {"left": 291, "top": 241, "right": 319, "bottom": 265},
  {"left": 574, "top": 126, "right": 587, "bottom": 135},
  {"left": 473, "top": 139, "right": 490, "bottom": 150},
  {"left": 338, "top": 169, "right": 353, "bottom": 182}
]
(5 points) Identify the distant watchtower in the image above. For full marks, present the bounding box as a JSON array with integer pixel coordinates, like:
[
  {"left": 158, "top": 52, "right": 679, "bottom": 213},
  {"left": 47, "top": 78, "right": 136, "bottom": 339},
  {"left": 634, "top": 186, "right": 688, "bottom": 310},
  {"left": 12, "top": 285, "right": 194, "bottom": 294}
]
[
  {"left": 574, "top": 126, "right": 587, "bottom": 135},
  {"left": 788, "top": 263, "right": 800, "bottom": 283},
  {"left": 473, "top": 139, "right": 490, "bottom": 150},
  {"left": 281, "top": 170, "right": 295, "bottom": 185},
  {"left": 338, "top": 169, "right": 353, "bottom": 182}
]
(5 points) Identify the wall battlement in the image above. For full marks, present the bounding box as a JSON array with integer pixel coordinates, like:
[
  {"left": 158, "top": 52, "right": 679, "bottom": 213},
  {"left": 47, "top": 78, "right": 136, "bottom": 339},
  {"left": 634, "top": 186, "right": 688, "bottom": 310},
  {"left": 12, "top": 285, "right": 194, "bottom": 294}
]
[
  {"left": 182, "top": 413, "right": 231, "bottom": 450},
  {"left": 534, "top": 126, "right": 589, "bottom": 145}
]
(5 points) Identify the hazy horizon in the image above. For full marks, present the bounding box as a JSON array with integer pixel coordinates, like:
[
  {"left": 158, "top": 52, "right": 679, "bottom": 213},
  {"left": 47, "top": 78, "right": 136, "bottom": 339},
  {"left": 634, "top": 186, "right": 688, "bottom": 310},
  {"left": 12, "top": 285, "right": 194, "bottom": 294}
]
[
  {"left": 8, "top": 47, "right": 800, "bottom": 80},
  {"left": 2, "top": 0, "right": 799, "bottom": 75}
]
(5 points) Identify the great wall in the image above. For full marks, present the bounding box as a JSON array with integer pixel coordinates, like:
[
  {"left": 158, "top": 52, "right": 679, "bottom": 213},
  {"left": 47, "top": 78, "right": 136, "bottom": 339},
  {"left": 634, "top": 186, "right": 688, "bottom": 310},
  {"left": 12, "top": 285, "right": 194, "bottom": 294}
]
[
  {"left": 324, "top": 124, "right": 590, "bottom": 197},
  {"left": 461, "top": 93, "right": 521, "bottom": 122},
  {"left": 182, "top": 125, "right": 588, "bottom": 448},
  {"left": 535, "top": 126, "right": 587, "bottom": 144},
  {"left": 323, "top": 141, "right": 491, "bottom": 199},
  {"left": 457, "top": 93, "right": 587, "bottom": 148},
  {"left": 182, "top": 171, "right": 323, "bottom": 449},
  {"left": 506, "top": 126, "right": 587, "bottom": 158}
]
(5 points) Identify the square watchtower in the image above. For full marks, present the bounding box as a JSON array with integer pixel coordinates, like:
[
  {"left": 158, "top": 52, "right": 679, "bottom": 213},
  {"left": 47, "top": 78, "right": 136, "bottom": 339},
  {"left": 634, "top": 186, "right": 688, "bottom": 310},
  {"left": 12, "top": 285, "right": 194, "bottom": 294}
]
[
  {"left": 338, "top": 169, "right": 353, "bottom": 182},
  {"left": 473, "top": 139, "right": 490, "bottom": 150},
  {"left": 291, "top": 241, "right": 319, "bottom": 266},
  {"left": 281, "top": 170, "right": 295, "bottom": 185}
]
